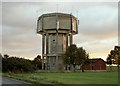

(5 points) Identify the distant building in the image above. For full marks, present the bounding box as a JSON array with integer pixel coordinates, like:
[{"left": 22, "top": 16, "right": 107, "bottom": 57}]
[{"left": 84, "top": 58, "right": 106, "bottom": 70}]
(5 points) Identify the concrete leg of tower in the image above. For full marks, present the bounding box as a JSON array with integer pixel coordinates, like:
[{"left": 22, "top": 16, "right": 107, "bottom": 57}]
[
  {"left": 45, "top": 56, "right": 48, "bottom": 70},
  {"left": 45, "top": 33, "right": 49, "bottom": 70},
  {"left": 42, "top": 56, "right": 46, "bottom": 70},
  {"left": 70, "top": 33, "right": 73, "bottom": 45},
  {"left": 42, "top": 34, "right": 45, "bottom": 70},
  {"left": 42, "top": 35, "right": 44, "bottom": 70},
  {"left": 66, "top": 33, "right": 69, "bottom": 48},
  {"left": 42, "top": 56, "right": 44, "bottom": 70}
]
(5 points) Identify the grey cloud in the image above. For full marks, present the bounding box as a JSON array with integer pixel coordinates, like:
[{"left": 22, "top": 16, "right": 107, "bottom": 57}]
[
  {"left": 2, "top": 25, "right": 42, "bottom": 56},
  {"left": 3, "top": 28, "right": 42, "bottom": 49},
  {"left": 78, "top": 5, "right": 117, "bottom": 34},
  {"left": 2, "top": 2, "right": 37, "bottom": 29}
]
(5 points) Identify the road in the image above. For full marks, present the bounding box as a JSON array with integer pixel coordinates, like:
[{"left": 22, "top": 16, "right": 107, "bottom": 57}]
[{"left": 1, "top": 76, "right": 33, "bottom": 86}]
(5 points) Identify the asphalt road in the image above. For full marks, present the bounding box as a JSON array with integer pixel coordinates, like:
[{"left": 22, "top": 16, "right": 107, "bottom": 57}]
[{"left": 2, "top": 76, "right": 32, "bottom": 86}]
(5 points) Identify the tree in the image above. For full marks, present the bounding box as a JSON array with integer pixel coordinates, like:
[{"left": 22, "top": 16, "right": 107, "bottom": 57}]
[
  {"left": 107, "top": 46, "right": 120, "bottom": 71},
  {"left": 114, "top": 46, "right": 120, "bottom": 69},
  {"left": 64, "top": 44, "right": 77, "bottom": 71},
  {"left": 114, "top": 51, "right": 120, "bottom": 69},
  {"left": 63, "top": 44, "right": 90, "bottom": 72},
  {"left": 0, "top": 53, "right": 2, "bottom": 71},
  {"left": 33, "top": 55, "right": 42, "bottom": 69},
  {"left": 76, "top": 47, "right": 90, "bottom": 72},
  {"left": 106, "top": 54, "right": 112, "bottom": 71},
  {"left": 4, "top": 54, "right": 9, "bottom": 58}
]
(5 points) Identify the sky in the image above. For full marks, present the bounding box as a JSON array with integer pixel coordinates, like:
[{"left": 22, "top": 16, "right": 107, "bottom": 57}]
[{"left": 0, "top": 0, "right": 118, "bottom": 61}]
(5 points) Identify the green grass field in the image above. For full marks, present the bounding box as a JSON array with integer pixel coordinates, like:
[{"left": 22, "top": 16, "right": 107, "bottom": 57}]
[{"left": 3, "top": 70, "right": 118, "bottom": 84}]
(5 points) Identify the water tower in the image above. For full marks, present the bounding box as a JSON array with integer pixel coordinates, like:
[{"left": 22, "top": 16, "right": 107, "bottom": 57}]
[{"left": 37, "top": 13, "right": 78, "bottom": 71}]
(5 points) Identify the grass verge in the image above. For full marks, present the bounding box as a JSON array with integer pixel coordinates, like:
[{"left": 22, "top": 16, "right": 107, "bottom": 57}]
[{"left": 2, "top": 70, "right": 118, "bottom": 84}]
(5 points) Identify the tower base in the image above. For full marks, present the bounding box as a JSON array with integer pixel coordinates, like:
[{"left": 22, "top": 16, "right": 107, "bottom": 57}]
[{"left": 42, "top": 55, "right": 64, "bottom": 71}]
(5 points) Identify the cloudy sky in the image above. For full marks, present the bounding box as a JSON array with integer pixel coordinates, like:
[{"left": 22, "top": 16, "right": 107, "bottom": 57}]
[{"left": 1, "top": 1, "right": 118, "bottom": 60}]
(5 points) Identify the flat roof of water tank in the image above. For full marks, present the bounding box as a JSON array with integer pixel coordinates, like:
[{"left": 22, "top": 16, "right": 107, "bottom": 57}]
[{"left": 38, "top": 12, "right": 76, "bottom": 20}]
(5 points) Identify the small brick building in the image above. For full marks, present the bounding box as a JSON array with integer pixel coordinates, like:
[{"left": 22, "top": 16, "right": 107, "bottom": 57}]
[{"left": 84, "top": 58, "right": 106, "bottom": 70}]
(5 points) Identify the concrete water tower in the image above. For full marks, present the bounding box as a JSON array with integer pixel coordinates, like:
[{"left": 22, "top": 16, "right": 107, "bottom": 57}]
[{"left": 37, "top": 13, "right": 78, "bottom": 71}]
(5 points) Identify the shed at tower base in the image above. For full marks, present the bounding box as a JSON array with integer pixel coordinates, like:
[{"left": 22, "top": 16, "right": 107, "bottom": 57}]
[{"left": 37, "top": 13, "right": 78, "bottom": 71}]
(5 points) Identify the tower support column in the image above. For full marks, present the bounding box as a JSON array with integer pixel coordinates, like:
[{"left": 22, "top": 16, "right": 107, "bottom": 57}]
[
  {"left": 45, "top": 33, "right": 49, "bottom": 70},
  {"left": 66, "top": 33, "right": 69, "bottom": 48},
  {"left": 55, "top": 30, "right": 59, "bottom": 71},
  {"left": 42, "top": 34, "right": 45, "bottom": 70},
  {"left": 70, "top": 33, "right": 73, "bottom": 45}
]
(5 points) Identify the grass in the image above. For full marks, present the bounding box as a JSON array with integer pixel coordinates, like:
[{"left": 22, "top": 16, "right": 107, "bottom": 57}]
[{"left": 3, "top": 70, "right": 118, "bottom": 84}]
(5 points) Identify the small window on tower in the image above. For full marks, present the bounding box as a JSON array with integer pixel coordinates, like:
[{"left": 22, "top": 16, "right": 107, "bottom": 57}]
[{"left": 53, "top": 40, "right": 55, "bottom": 44}]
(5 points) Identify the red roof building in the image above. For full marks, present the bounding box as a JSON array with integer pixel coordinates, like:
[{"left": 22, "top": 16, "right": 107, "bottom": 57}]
[{"left": 83, "top": 58, "right": 106, "bottom": 70}]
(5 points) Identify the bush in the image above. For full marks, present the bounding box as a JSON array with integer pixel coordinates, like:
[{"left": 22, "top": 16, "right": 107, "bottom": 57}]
[{"left": 2, "top": 56, "right": 37, "bottom": 73}]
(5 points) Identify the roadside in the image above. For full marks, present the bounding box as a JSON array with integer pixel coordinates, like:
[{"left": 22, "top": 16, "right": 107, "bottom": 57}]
[{"left": 2, "top": 76, "right": 32, "bottom": 86}]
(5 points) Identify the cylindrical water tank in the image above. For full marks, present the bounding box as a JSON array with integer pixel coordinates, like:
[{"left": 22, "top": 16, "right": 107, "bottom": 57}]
[{"left": 37, "top": 13, "right": 78, "bottom": 34}]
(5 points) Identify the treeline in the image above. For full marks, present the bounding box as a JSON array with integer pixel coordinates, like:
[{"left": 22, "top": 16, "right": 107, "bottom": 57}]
[{"left": 1, "top": 54, "right": 42, "bottom": 73}]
